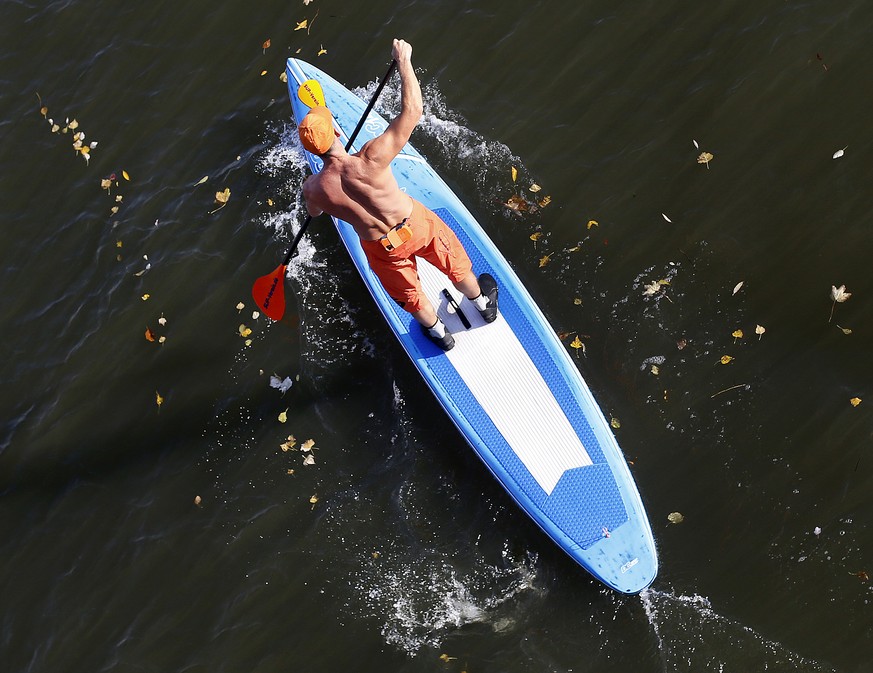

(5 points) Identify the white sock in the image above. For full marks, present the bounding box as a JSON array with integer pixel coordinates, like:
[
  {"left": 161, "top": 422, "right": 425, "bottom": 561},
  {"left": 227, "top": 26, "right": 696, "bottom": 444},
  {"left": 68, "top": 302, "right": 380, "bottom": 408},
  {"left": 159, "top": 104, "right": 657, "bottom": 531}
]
[
  {"left": 472, "top": 293, "right": 488, "bottom": 311},
  {"left": 428, "top": 319, "right": 447, "bottom": 337}
]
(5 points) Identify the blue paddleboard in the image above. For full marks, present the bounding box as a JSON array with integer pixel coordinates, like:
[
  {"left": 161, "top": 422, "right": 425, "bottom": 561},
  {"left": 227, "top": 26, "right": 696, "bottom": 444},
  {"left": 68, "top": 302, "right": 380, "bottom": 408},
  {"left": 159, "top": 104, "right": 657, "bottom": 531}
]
[{"left": 285, "top": 58, "right": 658, "bottom": 593}]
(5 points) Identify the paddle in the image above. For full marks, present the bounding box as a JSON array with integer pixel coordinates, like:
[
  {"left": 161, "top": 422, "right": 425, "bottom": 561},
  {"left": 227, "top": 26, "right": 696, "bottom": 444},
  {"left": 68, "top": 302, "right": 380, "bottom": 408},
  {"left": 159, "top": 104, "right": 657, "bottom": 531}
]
[{"left": 252, "top": 60, "right": 398, "bottom": 321}]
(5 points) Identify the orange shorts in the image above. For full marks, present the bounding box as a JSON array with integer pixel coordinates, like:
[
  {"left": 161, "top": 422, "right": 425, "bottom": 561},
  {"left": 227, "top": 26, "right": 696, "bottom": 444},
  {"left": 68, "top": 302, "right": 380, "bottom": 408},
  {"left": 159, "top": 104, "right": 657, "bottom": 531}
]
[{"left": 360, "top": 199, "right": 473, "bottom": 314}]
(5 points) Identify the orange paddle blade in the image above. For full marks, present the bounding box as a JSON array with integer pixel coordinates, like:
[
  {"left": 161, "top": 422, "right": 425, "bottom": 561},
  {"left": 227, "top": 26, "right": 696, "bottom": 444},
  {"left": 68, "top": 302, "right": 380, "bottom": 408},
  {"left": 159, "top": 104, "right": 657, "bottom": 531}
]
[{"left": 252, "top": 265, "right": 287, "bottom": 321}]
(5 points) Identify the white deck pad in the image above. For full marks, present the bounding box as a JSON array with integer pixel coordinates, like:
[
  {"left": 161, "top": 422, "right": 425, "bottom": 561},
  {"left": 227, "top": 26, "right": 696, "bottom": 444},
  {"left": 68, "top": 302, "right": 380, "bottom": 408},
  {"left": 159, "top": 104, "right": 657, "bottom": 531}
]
[{"left": 418, "top": 260, "right": 593, "bottom": 494}]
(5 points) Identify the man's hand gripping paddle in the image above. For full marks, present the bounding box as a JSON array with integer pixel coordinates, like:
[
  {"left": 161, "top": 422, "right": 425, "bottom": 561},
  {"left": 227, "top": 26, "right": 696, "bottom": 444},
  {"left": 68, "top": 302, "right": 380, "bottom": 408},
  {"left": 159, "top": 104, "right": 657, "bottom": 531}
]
[{"left": 252, "top": 61, "right": 397, "bottom": 321}]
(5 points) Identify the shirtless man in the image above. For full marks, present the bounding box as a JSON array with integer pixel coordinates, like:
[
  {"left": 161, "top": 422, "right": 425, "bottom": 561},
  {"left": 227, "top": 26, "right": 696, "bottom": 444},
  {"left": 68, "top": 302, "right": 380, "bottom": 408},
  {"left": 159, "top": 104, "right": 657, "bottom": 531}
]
[{"left": 299, "top": 38, "right": 498, "bottom": 351}]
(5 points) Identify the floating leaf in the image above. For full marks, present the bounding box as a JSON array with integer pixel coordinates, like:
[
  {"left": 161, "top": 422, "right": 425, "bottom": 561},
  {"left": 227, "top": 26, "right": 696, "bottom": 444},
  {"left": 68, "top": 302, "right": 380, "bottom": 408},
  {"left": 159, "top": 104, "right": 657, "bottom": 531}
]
[
  {"left": 236, "top": 301, "right": 245, "bottom": 311},
  {"left": 301, "top": 438, "right": 316, "bottom": 452},
  {"left": 538, "top": 195, "right": 552, "bottom": 207},
  {"left": 510, "top": 166, "right": 518, "bottom": 182},
  {"left": 252, "top": 311, "right": 260, "bottom": 320},
  {"left": 538, "top": 253, "right": 552, "bottom": 268},
  {"left": 260, "top": 70, "right": 268, "bottom": 77},
  {"left": 303, "top": 454, "right": 315, "bottom": 466},
  {"left": 854, "top": 570, "right": 869, "bottom": 582},
  {"left": 720, "top": 355, "right": 734, "bottom": 365},
  {"left": 651, "top": 365, "right": 660, "bottom": 375},
  {"left": 587, "top": 220, "right": 599, "bottom": 229},
  {"left": 732, "top": 329, "right": 744, "bottom": 340},
  {"left": 755, "top": 324, "right": 766, "bottom": 339},
  {"left": 693, "top": 139, "right": 699, "bottom": 149},
  {"left": 239, "top": 324, "right": 252, "bottom": 337},
  {"left": 279, "top": 71, "right": 288, "bottom": 83},
  {"left": 295, "top": 19, "right": 308, "bottom": 31},
  {"left": 278, "top": 408, "right": 288, "bottom": 423},
  {"left": 142, "top": 294, "right": 150, "bottom": 301},
  {"left": 155, "top": 391, "right": 164, "bottom": 409},
  {"left": 610, "top": 416, "right": 621, "bottom": 429},
  {"left": 195, "top": 175, "right": 209, "bottom": 186},
  {"left": 439, "top": 655, "right": 458, "bottom": 663},
  {"left": 668, "top": 512, "right": 685, "bottom": 524},
  {"left": 262, "top": 38, "right": 271, "bottom": 51},
  {"left": 836, "top": 325, "right": 852, "bottom": 335},
  {"left": 309, "top": 494, "right": 318, "bottom": 506},
  {"left": 732, "top": 281, "right": 744, "bottom": 295},
  {"left": 832, "top": 146, "right": 847, "bottom": 159},
  {"left": 504, "top": 195, "right": 528, "bottom": 212},
  {"left": 145, "top": 327, "right": 156, "bottom": 342},
  {"left": 158, "top": 336, "right": 166, "bottom": 344},
  {"left": 573, "top": 297, "right": 582, "bottom": 305},
  {"left": 662, "top": 213, "right": 672, "bottom": 222},
  {"left": 829, "top": 284, "right": 851, "bottom": 322},
  {"left": 317, "top": 45, "right": 327, "bottom": 56},
  {"left": 569, "top": 336, "right": 584, "bottom": 356},
  {"left": 158, "top": 315, "right": 167, "bottom": 326},
  {"left": 697, "top": 151, "right": 714, "bottom": 168},
  {"left": 850, "top": 397, "right": 862, "bottom": 407},
  {"left": 194, "top": 495, "right": 202, "bottom": 506},
  {"left": 122, "top": 170, "right": 130, "bottom": 181},
  {"left": 643, "top": 280, "right": 661, "bottom": 296},
  {"left": 529, "top": 231, "right": 542, "bottom": 243},
  {"left": 270, "top": 375, "right": 294, "bottom": 394},
  {"left": 529, "top": 183, "right": 542, "bottom": 193}
]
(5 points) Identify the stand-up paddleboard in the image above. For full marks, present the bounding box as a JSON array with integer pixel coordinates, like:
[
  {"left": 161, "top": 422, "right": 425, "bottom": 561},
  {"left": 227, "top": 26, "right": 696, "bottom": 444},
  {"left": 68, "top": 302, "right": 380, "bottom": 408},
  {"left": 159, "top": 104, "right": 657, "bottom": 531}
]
[{"left": 285, "top": 58, "right": 658, "bottom": 593}]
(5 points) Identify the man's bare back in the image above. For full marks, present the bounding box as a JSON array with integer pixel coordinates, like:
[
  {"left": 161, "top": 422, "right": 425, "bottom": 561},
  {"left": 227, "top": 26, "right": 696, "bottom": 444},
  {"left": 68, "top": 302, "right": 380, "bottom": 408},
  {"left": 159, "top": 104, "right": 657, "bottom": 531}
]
[{"left": 302, "top": 39, "right": 421, "bottom": 241}]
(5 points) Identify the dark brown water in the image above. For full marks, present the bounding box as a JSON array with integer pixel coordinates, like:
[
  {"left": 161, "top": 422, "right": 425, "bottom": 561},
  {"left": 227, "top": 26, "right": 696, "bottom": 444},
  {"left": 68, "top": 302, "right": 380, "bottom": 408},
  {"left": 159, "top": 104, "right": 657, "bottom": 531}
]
[{"left": 2, "top": 1, "right": 872, "bottom": 671}]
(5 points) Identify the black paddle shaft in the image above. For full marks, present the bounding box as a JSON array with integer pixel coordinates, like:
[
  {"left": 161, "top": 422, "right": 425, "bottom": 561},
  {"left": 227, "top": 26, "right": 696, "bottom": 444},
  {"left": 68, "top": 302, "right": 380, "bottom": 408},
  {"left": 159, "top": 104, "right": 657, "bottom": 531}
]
[{"left": 282, "top": 59, "right": 398, "bottom": 266}]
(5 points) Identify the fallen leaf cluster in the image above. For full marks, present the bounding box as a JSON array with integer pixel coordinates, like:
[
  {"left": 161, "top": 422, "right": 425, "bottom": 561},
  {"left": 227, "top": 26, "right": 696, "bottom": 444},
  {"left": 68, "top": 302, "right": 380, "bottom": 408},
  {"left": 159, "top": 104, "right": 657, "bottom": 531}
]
[{"left": 37, "top": 94, "right": 98, "bottom": 164}]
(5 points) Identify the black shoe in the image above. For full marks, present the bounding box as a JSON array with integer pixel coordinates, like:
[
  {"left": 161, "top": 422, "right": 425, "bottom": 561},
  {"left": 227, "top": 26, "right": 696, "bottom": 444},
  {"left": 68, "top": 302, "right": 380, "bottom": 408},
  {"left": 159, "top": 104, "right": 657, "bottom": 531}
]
[
  {"left": 421, "top": 322, "right": 455, "bottom": 351},
  {"left": 476, "top": 273, "right": 499, "bottom": 323}
]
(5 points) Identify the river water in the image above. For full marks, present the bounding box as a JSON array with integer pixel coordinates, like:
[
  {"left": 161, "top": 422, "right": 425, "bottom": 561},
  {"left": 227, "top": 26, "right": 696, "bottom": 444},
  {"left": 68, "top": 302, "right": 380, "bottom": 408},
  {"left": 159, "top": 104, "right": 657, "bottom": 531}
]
[{"left": 2, "top": 1, "right": 872, "bottom": 671}]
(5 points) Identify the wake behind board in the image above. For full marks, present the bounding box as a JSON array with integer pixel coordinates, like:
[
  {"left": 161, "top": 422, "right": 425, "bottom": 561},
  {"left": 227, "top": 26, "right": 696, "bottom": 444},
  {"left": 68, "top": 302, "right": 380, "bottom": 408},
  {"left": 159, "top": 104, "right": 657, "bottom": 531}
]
[{"left": 285, "top": 58, "right": 658, "bottom": 593}]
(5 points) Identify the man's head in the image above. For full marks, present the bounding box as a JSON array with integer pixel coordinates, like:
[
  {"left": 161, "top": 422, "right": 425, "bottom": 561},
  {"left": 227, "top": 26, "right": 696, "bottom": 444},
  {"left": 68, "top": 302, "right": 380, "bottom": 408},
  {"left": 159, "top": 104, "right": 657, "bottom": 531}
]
[{"left": 298, "top": 106, "right": 340, "bottom": 155}]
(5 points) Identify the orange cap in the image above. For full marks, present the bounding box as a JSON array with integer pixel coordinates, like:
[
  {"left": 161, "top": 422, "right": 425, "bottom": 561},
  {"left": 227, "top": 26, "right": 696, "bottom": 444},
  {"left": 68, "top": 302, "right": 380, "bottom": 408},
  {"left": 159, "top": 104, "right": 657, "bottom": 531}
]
[{"left": 298, "top": 106, "right": 339, "bottom": 155}]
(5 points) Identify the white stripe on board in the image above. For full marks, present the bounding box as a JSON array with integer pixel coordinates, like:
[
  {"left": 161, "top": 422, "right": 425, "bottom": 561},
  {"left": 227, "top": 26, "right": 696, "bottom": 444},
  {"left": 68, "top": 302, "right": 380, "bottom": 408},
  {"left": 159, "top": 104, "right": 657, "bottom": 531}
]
[{"left": 417, "top": 260, "right": 592, "bottom": 495}]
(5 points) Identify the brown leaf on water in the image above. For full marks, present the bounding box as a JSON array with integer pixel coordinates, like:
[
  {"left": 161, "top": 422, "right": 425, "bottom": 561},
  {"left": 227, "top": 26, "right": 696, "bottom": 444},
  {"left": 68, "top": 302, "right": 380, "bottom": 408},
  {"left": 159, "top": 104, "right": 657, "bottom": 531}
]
[
  {"left": 538, "top": 253, "right": 552, "bottom": 268},
  {"left": 262, "top": 38, "right": 271, "bottom": 51},
  {"left": 301, "top": 438, "right": 316, "bottom": 452},
  {"left": 145, "top": 327, "right": 156, "bottom": 342},
  {"left": 557, "top": 330, "right": 574, "bottom": 341},
  {"left": 538, "top": 195, "right": 552, "bottom": 208},
  {"left": 504, "top": 195, "right": 529, "bottom": 212},
  {"left": 853, "top": 570, "right": 869, "bottom": 582}
]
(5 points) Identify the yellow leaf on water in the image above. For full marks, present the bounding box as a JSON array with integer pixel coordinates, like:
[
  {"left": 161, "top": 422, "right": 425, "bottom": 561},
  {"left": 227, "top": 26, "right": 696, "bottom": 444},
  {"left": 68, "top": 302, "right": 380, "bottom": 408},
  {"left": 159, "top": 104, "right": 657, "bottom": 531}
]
[
  {"left": 610, "top": 416, "right": 621, "bottom": 429},
  {"left": 530, "top": 232, "right": 542, "bottom": 242},
  {"left": 116, "top": 240, "right": 123, "bottom": 248},
  {"left": 317, "top": 45, "right": 327, "bottom": 56},
  {"left": 587, "top": 220, "right": 599, "bottom": 229},
  {"left": 239, "top": 324, "right": 252, "bottom": 337},
  {"left": 439, "top": 654, "right": 458, "bottom": 663},
  {"left": 668, "top": 512, "right": 684, "bottom": 524},
  {"left": 732, "top": 329, "right": 744, "bottom": 339},
  {"left": 279, "top": 71, "right": 288, "bottom": 83},
  {"left": 651, "top": 365, "right": 660, "bottom": 375},
  {"left": 280, "top": 436, "right": 297, "bottom": 451},
  {"left": 511, "top": 166, "right": 518, "bottom": 182},
  {"left": 301, "top": 438, "right": 316, "bottom": 452},
  {"left": 309, "top": 494, "right": 318, "bottom": 506},
  {"left": 260, "top": 70, "right": 268, "bottom": 77},
  {"left": 215, "top": 188, "right": 231, "bottom": 204},
  {"left": 142, "top": 294, "right": 150, "bottom": 301},
  {"left": 538, "top": 195, "right": 552, "bottom": 207},
  {"left": 720, "top": 355, "right": 734, "bottom": 365},
  {"left": 295, "top": 19, "right": 308, "bottom": 31},
  {"left": 278, "top": 408, "right": 288, "bottom": 423},
  {"left": 529, "top": 183, "right": 542, "bottom": 193},
  {"left": 697, "top": 151, "right": 714, "bottom": 167},
  {"left": 755, "top": 325, "right": 766, "bottom": 339},
  {"left": 569, "top": 336, "right": 584, "bottom": 359},
  {"left": 573, "top": 297, "right": 582, "bottom": 305},
  {"left": 155, "top": 391, "right": 164, "bottom": 408},
  {"left": 850, "top": 397, "right": 862, "bottom": 407},
  {"left": 122, "top": 170, "right": 130, "bottom": 181},
  {"left": 538, "top": 254, "right": 552, "bottom": 268}
]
